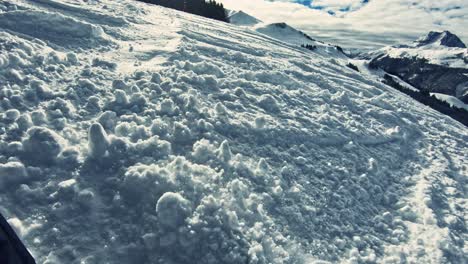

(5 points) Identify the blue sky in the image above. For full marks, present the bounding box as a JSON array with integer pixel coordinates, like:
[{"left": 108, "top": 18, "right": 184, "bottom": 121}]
[
  {"left": 295, "top": 0, "right": 312, "bottom": 7},
  {"left": 220, "top": 0, "right": 468, "bottom": 50},
  {"left": 293, "top": 0, "right": 371, "bottom": 15},
  {"left": 295, "top": 0, "right": 369, "bottom": 12}
]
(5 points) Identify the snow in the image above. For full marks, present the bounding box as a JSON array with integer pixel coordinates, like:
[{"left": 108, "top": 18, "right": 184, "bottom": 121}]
[
  {"left": 432, "top": 93, "right": 468, "bottom": 111},
  {"left": 0, "top": 0, "right": 467, "bottom": 263},
  {"left": 252, "top": 21, "right": 349, "bottom": 59},
  {"left": 228, "top": 10, "right": 262, "bottom": 26},
  {"left": 0, "top": 10, "right": 110, "bottom": 48},
  {"left": 255, "top": 22, "right": 314, "bottom": 46},
  {"left": 87, "top": 123, "right": 110, "bottom": 159},
  {"left": 7, "top": 217, "right": 27, "bottom": 237},
  {"left": 346, "top": 59, "right": 423, "bottom": 94},
  {"left": 0, "top": 161, "right": 28, "bottom": 189},
  {"left": 219, "top": 0, "right": 468, "bottom": 51},
  {"left": 22, "top": 127, "right": 65, "bottom": 165},
  {"left": 156, "top": 192, "right": 192, "bottom": 229},
  {"left": 227, "top": 10, "right": 348, "bottom": 58},
  {"left": 365, "top": 34, "right": 468, "bottom": 70},
  {"left": 382, "top": 45, "right": 468, "bottom": 69}
]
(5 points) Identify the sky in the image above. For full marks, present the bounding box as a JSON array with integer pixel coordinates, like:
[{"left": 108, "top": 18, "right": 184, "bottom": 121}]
[{"left": 219, "top": 0, "right": 468, "bottom": 50}]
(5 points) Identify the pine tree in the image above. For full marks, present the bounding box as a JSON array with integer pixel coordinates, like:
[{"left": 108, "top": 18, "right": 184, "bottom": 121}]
[{"left": 137, "top": 0, "right": 228, "bottom": 22}]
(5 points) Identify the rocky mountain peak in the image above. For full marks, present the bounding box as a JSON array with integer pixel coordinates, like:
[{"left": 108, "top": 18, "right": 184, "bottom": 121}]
[{"left": 416, "top": 30, "right": 466, "bottom": 48}]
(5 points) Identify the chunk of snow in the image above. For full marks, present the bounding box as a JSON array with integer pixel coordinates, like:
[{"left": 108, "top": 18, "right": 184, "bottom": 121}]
[
  {"left": 88, "top": 123, "right": 109, "bottom": 158},
  {"left": 156, "top": 192, "right": 191, "bottom": 229},
  {"left": 0, "top": 161, "right": 28, "bottom": 189},
  {"left": 114, "top": 89, "right": 129, "bottom": 105},
  {"left": 192, "top": 139, "right": 215, "bottom": 163},
  {"left": 22, "top": 127, "right": 64, "bottom": 165},
  {"left": 159, "top": 98, "right": 176, "bottom": 115},
  {"left": 56, "top": 179, "right": 77, "bottom": 200},
  {"left": 172, "top": 122, "right": 191, "bottom": 144},
  {"left": 257, "top": 94, "right": 280, "bottom": 113},
  {"left": 97, "top": 111, "right": 118, "bottom": 131},
  {"left": 217, "top": 140, "right": 232, "bottom": 163},
  {"left": 134, "top": 136, "right": 172, "bottom": 159},
  {"left": 76, "top": 189, "right": 95, "bottom": 208},
  {"left": 4, "top": 109, "right": 20, "bottom": 122}
]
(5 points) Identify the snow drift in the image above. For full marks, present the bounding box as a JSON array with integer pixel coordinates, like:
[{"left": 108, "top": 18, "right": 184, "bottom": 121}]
[{"left": 0, "top": 10, "right": 110, "bottom": 48}]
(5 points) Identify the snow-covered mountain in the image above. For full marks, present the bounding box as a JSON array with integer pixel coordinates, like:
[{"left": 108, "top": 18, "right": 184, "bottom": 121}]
[
  {"left": 0, "top": 1, "right": 467, "bottom": 264},
  {"left": 220, "top": 0, "right": 468, "bottom": 51},
  {"left": 227, "top": 10, "right": 262, "bottom": 26},
  {"left": 254, "top": 22, "right": 315, "bottom": 46},
  {"left": 365, "top": 31, "right": 468, "bottom": 70},
  {"left": 229, "top": 10, "right": 348, "bottom": 59},
  {"left": 415, "top": 31, "right": 467, "bottom": 49},
  {"left": 228, "top": 10, "right": 315, "bottom": 47},
  {"left": 361, "top": 31, "right": 468, "bottom": 103}
]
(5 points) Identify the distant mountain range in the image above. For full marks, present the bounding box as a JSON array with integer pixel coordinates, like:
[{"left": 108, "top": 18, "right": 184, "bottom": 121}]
[
  {"left": 362, "top": 31, "right": 468, "bottom": 104},
  {"left": 228, "top": 11, "right": 467, "bottom": 122},
  {"left": 228, "top": 10, "right": 348, "bottom": 59}
]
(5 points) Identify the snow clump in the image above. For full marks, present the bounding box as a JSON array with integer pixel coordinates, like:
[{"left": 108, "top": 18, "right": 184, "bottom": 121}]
[
  {"left": 156, "top": 192, "right": 192, "bottom": 228},
  {"left": 22, "top": 126, "right": 64, "bottom": 165},
  {"left": 88, "top": 123, "right": 110, "bottom": 159}
]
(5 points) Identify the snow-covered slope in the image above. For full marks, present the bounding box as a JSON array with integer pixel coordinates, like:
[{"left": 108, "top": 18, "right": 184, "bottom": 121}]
[
  {"left": 432, "top": 93, "right": 468, "bottom": 111},
  {"left": 228, "top": 10, "right": 311, "bottom": 45},
  {"left": 0, "top": 1, "right": 467, "bottom": 264},
  {"left": 228, "top": 10, "right": 348, "bottom": 59},
  {"left": 228, "top": 10, "right": 262, "bottom": 26},
  {"left": 254, "top": 22, "right": 314, "bottom": 46},
  {"left": 253, "top": 22, "right": 348, "bottom": 58}
]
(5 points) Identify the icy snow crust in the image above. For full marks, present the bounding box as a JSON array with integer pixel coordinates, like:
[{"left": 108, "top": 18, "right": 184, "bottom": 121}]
[{"left": 0, "top": 0, "right": 467, "bottom": 263}]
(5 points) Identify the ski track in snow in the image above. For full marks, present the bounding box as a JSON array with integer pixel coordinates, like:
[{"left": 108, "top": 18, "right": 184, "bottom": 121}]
[{"left": 0, "top": 0, "right": 467, "bottom": 263}]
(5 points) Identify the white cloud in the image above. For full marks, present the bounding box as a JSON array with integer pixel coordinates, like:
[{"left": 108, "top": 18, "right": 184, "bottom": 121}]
[
  {"left": 310, "top": 0, "right": 366, "bottom": 12},
  {"left": 220, "top": 0, "right": 468, "bottom": 50}
]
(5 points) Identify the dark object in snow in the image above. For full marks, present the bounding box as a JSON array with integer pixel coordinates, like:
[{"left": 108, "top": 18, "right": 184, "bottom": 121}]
[
  {"left": 272, "top": 22, "right": 287, "bottom": 29},
  {"left": 301, "top": 44, "right": 317, "bottom": 51},
  {"left": 138, "top": 0, "right": 229, "bottom": 22},
  {"left": 346, "top": 63, "right": 359, "bottom": 72},
  {"left": 0, "top": 212, "right": 36, "bottom": 264},
  {"left": 335, "top": 45, "right": 347, "bottom": 55}
]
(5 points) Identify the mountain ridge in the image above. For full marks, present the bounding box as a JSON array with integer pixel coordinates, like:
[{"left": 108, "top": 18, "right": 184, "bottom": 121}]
[
  {"left": 362, "top": 30, "right": 468, "bottom": 104},
  {"left": 415, "top": 30, "right": 467, "bottom": 48}
]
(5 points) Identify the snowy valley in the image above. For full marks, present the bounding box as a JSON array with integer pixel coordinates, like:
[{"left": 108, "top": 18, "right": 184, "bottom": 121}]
[{"left": 0, "top": 1, "right": 467, "bottom": 264}]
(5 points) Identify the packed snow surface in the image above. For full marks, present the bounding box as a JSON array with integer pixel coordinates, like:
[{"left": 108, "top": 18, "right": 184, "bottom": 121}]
[{"left": 0, "top": 1, "right": 467, "bottom": 264}]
